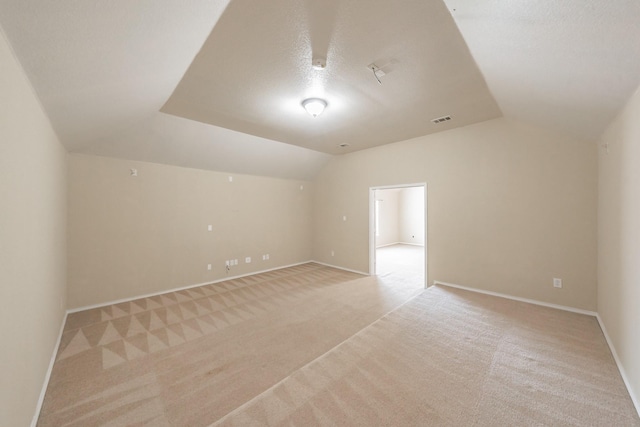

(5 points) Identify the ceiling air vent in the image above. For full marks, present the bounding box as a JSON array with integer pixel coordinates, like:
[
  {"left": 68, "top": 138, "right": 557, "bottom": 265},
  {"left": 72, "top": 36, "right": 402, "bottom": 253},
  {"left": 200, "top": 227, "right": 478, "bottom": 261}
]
[
  {"left": 431, "top": 115, "right": 452, "bottom": 124},
  {"left": 338, "top": 143, "right": 350, "bottom": 148}
]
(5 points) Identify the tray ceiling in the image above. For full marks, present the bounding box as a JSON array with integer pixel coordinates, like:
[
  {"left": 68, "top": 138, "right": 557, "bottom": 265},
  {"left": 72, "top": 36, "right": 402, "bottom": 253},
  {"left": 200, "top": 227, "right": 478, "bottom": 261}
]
[
  {"left": 162, "top": 0, "right": 502, "bottom": 154},
  {"left": 1, "top": 0, "right": 639, "bottom": 178}
]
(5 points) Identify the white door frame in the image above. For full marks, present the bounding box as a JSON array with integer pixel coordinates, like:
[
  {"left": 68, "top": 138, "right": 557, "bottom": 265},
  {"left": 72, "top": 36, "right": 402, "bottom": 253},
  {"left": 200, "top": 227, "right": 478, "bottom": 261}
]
[{"left": 369, "top": 183, "right": 427, "bottom": 289}]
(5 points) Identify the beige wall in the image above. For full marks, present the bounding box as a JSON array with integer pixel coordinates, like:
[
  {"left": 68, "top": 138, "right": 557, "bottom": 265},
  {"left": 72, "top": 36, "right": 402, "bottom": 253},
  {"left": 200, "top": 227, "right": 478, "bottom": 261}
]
[
  {"left": 598, "top": 85, "right": 640, "bottom": 408},
  {"left": 399, "top": 187, "right": 425, "bottom": 245},
  {"left": 375, "top": 189, "right": 400, "bottom": 247},
  {"left": 67, "top": 154, "right": 313, "bottom": 309},
  {"left": 313, "top": 117, "right": 597, "bottom": 310},
  {"left": 0, "top": 32, "right": 67, "bottom": 426},
  {"left": 375, "top": 187, "right": 425, "bottom": 247}
]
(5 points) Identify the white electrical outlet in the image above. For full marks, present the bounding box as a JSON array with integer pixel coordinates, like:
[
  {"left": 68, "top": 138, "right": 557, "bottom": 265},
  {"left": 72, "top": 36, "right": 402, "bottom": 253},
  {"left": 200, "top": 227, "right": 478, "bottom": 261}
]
[
  {"left": 331, "top": 250, "right": 335, "bottom": 257},
  {"left": 266, "top": 254, "right": 269, "bottom": 260},
  {"left": 342, "top": 215, "right": 347, "bottom": 221},
  {"left": 207, "top": 264, "right": 212, "bottom": 271},
  {"left": 553, "top": 278, "right": 562, "bottom": 288},
  {"left": 245, "top": 257, "right": 251, "bottom": 263},
  {"left": 225, "top": 260, "right": 230, "bottom": 267},
  {"left": 208, "top": 225, "right": 212, "bottom": 232}
]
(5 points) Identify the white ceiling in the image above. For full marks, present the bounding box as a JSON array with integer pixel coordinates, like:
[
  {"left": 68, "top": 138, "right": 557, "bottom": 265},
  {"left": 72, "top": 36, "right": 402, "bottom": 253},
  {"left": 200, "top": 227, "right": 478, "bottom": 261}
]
[
  {"left": 443, "top": 0, "right": 640, "bottom": 142},
  {"left": 162, "top": 0, "right": 501, "bottom": 154},
  {"left": 74, "top": 112, "right": 331, "bottom": 181},
  {"left": 1, "top": 0, "right": 639, "bottom": 179},
  {"left": 0, "top": 0, "right": 229, "bottom": 150}
]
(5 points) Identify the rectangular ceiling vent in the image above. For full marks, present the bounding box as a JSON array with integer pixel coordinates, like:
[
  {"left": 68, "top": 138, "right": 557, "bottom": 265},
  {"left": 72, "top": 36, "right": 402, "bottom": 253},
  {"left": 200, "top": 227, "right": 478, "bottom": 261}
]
[{"left": 431, "top": 115, "right": 452, "bottom": 124}]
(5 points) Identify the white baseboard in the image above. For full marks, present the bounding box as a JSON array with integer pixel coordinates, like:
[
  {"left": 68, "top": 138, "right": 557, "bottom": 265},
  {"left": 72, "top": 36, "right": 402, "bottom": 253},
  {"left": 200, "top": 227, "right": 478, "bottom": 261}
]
[
  {"left": 375, "top": 242, "right": 425, "bottom": 249},
  {"left": 68, "top": 261, "right": 311, "bottom": 313},
  {"left": 310, "top": 260, "right": 369, "bottom": 276},
  {"left": 433, "top": 281, "right": 597, "bottom": 316},
  {"left": 596, "top": 314, "right": 640, "bottom": 417},
  {"left": 31, "top": 311, "right": 67, "bottom": 427},
  {"left": 375, "top": 242, "right": 401, "bottom": 248}
]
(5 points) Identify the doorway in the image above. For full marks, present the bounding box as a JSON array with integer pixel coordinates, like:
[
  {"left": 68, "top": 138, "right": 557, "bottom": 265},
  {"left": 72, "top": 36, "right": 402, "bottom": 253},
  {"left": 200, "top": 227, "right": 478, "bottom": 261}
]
[{"left": 369, "top": 184, "right": 426, "bottom": 289}]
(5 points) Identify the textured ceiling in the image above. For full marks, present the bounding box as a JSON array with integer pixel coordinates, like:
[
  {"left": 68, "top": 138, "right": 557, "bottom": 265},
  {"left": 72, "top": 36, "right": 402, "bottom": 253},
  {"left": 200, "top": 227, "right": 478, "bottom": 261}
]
[
  {"left": 0, "top": 0, "right": 229, "bottom": 150},
  {"left": 1, "top": 0, "right": 639, "bottom": 179},
  {"left": 74, "top": 113, "right": 331, "bottom": 181},
  {"left": 162, "top": 0, "right": 501, "bottom": 154},
  {"left": 443, "top": 0, "right": 640, "bottom": 142}
]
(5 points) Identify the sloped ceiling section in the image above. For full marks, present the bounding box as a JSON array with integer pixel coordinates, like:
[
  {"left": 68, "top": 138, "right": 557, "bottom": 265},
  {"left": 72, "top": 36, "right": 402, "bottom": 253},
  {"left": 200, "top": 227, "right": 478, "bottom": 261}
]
[
  {"left": 0, "top": 0, "right": 331, "bottom": 180},
  {"left": 76, "top": 113, "right": 331, "bottom": 181},
  {"left": 0, "top": 0, "right": 229, "bottom": 150},
  {"left": 443, "top": 0, "right": 640, "bottom": 142},
  {"left": 162, "top": 0, "right": 502, "bottom": 155}
]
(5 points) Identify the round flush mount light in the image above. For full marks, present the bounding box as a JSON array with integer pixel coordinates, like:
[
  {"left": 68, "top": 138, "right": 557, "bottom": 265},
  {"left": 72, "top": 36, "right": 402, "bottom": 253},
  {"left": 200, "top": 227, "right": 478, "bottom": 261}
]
[
  {"left": 302, "top": 98, "right": 327, "bottom": 118},
  {"left": 312, "top": 57, "right": 326, "bottom": 70}
]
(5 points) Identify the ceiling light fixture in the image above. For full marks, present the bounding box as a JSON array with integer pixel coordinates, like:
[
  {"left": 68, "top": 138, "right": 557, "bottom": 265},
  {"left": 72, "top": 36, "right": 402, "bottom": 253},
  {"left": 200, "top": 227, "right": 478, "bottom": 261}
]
[
  {"left": 312, "top": 57, "right": 327, "bottom": 70},
  {"left": 302, "top": 98, "right": 327, "bottom": 118}
]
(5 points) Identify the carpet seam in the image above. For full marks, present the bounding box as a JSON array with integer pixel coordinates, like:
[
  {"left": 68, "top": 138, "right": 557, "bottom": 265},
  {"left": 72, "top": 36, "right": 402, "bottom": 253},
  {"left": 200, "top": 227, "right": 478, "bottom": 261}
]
[{"left": 208, "top": 287, "right": 428, "bottom": 426}]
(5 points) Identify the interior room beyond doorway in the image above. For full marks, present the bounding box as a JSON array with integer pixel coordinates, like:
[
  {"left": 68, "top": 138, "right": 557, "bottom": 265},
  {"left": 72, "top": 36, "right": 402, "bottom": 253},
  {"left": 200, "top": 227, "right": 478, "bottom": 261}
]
[{"left": 373, "top": 186, "right": 425, "bottom": 288}]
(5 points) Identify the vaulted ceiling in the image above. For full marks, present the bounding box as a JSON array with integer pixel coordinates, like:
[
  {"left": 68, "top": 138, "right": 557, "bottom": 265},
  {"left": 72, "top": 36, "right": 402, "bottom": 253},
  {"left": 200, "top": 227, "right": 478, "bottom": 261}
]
[{"left": 1, "top": 0, "right": 639, "bottom": 180}]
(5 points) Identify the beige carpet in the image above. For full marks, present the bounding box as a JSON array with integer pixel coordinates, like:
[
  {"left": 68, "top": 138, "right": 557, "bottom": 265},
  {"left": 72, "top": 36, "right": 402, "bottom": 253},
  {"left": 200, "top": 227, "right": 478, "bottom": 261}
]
[
  {"left": 38, "top": 263, "right": 638, "bottom": 426},
  {"left": 214, "top": 285, "right": 640, "bottom": 426},
  {"left": 38, "top": 263, "right": 422, "bottom": 426}
]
